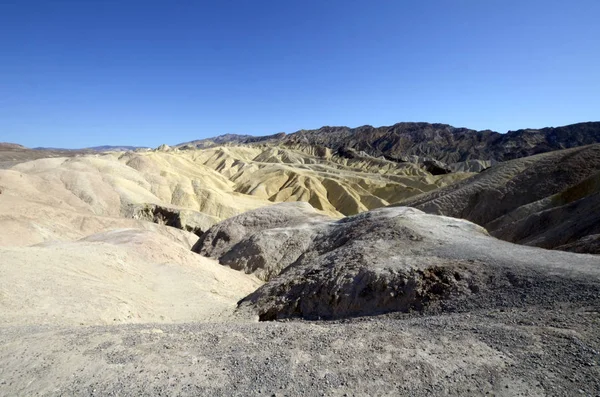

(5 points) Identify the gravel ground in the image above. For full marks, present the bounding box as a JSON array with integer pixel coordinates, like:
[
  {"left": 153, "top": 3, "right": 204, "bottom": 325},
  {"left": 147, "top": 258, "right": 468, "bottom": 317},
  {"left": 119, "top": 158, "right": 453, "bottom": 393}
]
[{"left": 1, "top": 305, "right": 598, "bottom": 396}]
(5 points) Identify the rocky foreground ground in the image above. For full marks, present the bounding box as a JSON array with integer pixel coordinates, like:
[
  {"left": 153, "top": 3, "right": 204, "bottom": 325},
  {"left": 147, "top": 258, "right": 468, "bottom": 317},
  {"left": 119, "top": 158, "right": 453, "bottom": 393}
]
[{"left": 1, "top": 306, "right": 598, "bottom": 396}]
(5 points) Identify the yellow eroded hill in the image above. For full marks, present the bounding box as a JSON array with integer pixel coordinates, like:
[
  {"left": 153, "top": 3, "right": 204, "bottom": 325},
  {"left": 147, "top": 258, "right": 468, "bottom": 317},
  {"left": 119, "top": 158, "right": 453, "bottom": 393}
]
[{"left": 0, "top": 145, "right": 473, "bottom": 245}]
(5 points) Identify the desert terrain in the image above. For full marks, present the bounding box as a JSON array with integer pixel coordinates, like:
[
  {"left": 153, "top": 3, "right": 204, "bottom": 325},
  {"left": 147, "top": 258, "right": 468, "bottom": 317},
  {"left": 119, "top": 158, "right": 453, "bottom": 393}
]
[{"left": 1, "top": 122, "right": 600, "bottom": 396}]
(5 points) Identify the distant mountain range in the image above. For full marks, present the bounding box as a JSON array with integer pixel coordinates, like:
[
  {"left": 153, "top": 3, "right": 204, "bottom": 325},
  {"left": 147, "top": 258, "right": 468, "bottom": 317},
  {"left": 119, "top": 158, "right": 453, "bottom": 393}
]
[
  {"left": 33, "top": 145, "right": 148, "bottom": 152},
  {"left": 177, "top": 121, "right": 600, "bottom": 164},
  {"left": 11, "top": 121, "right": 600, "bottom": 165},
  {"left": 87, "top": 145, "right": 149, "bottom": 152},
  {"left": 177, "top": 133, "right": 286, "bottom": 149}
]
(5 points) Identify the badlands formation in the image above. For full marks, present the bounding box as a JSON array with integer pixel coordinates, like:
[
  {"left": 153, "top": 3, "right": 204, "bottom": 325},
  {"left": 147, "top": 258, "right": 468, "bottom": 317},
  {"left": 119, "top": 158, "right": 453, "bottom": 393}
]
[
  {"left": 0, "top": 122, "right": 600, "bottom": 396},
  {"left": 396, "top": 144, "right": 600, "bottom": 253}
]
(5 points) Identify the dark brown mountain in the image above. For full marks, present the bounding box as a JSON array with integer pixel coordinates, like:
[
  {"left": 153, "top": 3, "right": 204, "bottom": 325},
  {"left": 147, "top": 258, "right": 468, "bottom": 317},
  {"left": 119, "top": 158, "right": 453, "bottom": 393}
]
[
  {"left": 0, "top": 143, "right": 90, "bottom": 169},
  {"left": 177, "top": 132, "right": 286, "bottom": 149},
  {"left": 176, "top": 121, "right": 600, "bottom": 166},
  {"left": 284, "top": 121, "right": 600, "bottom": 164}
]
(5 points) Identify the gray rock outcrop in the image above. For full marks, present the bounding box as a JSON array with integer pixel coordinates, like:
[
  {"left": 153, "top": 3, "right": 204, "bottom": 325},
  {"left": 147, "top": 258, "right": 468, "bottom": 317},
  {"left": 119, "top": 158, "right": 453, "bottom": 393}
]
[
  {"left": 195, "top": 203, "right": 600, "bottom": 321},
  {"left": 192, "top": 202, "right": 331, "bottom": 280}
]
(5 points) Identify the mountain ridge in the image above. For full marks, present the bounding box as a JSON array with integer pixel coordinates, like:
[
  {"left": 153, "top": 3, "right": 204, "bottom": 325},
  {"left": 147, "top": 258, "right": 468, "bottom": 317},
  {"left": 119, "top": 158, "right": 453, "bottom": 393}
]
[
  {"left": 176, "top": 121, "right": 600, "bottom": 165},
  {"left": 8, "top": 121, "right": 600, "bottom": 164},
  {"left": 32, "top": 145, "right": 148, "bottom": 152}
]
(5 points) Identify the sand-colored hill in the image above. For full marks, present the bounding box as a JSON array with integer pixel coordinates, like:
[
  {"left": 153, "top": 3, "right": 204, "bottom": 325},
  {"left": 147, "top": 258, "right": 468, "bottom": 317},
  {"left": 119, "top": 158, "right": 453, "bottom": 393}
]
[
  {"left": 0, "top": 152, "right": 266, "bottom": 326},
  {"left": 1, "top": 144, "right": 471, "bottom": 244}
]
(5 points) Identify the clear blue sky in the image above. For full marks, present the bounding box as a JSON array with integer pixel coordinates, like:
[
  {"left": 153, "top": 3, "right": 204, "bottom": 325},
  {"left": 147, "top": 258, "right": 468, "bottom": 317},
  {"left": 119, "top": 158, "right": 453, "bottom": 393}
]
[{"left": 1, "top": 1, "right": 599, "bottom": 148}]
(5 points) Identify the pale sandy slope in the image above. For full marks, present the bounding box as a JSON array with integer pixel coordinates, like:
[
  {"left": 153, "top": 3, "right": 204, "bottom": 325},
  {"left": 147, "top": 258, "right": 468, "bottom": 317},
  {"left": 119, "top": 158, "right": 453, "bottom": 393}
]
[
  {"left": 0, "top": 229, "right": 262, "bottom": 326},
  {"left": 0, "top": 153, "right": 267, "bottom": 326},
  {"left": 0, "top": 180, "right": 263, "bottom": 325}
]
